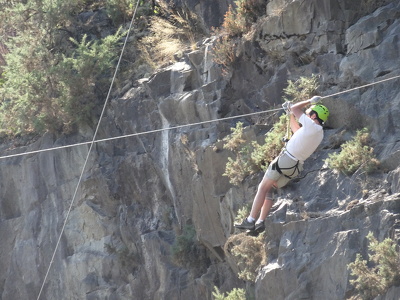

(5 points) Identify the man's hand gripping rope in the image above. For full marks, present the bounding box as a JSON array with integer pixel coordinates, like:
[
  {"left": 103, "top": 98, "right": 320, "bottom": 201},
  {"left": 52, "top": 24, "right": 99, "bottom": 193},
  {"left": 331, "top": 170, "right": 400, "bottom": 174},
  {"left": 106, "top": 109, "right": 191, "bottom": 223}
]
[
  {"left": 309, "top": 95, "right": 321, "bottom": 104},
  {"left": 282, "top": 95, "right": 322, "bottom": 114},
  {"left": 282, "top": 101, "right": 292, "bottom": 114}
]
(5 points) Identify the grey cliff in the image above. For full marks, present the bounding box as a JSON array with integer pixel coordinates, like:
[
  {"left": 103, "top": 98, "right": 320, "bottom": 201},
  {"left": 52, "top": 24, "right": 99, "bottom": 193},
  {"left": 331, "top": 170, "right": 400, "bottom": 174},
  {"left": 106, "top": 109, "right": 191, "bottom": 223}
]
[{"left": 1, "top": 0, "right": 400, "bottom": 299}]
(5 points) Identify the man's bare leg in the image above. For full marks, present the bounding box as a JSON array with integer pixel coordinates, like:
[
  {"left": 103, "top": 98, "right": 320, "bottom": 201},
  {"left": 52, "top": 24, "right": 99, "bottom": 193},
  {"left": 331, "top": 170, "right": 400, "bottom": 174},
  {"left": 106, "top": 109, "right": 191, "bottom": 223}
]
[
  {"left": 249, "top": 177, "right": 276, "bottom": 219},
  {"left": 235, "top": 177, "right": 277, "bottom": 231},
  {"left": 259, "top": 198, "right": 274, "bottom": 221}
]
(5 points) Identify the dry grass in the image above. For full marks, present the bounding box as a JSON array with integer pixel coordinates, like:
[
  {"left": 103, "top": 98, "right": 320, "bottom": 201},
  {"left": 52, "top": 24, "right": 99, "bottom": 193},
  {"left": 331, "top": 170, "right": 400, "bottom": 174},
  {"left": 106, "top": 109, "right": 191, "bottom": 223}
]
[
  {"left": 224, "top": 232, "right": 267, "bottom": 282},
  {"left": 141, "top": 17, "right": 185, "bottom": 64},
  {"left": 139, "top": 7, "right": 202, "bottom": 67}
]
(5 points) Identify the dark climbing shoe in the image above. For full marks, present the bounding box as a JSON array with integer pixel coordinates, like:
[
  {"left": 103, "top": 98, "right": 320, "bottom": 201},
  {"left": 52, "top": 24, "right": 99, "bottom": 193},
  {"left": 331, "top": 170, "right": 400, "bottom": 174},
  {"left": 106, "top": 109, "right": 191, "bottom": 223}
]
[
  {"left": 246, "top": 221, "right": 265, "bottom": 237},
  {"left": 254, "top": 221, "right": 265, "bottom": 233},
  {"left": 234, "top": 218, "right": 255, "bottom": 231}
]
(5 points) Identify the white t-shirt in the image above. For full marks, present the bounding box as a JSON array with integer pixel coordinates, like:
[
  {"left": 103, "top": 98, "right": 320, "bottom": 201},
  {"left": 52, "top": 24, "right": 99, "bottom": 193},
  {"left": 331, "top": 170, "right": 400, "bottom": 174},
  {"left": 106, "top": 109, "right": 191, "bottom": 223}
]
[{"left": 285, "top": 113, "right": 323, "bottom": 162}]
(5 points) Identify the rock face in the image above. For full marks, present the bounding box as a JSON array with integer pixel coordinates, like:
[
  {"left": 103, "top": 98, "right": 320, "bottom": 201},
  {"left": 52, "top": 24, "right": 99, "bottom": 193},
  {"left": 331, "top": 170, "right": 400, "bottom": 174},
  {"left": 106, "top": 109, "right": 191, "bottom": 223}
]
[{"left": 1, "top": 1, "right": 400, "bottom": 300}]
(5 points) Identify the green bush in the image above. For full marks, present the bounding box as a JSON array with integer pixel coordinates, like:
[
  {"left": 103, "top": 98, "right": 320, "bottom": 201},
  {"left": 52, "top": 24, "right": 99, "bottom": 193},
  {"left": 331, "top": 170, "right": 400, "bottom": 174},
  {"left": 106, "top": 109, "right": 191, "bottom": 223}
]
[
  {"left": 227, "top": 206, "right": 267, "bottom": 283},
  {"left": 222, "top": 1, "right": 248, "bottom": 37},
  {"left": 1, "top": 30, "right": 124, "bottom": 134},
  {"left": 325, "top": 128, "right": 380, "bottom": 175},
  {"left": 0, "top": 0, "right": 125, "bottom": 135},
  {"left": 234, "top": 205, "right": 251, "bottom": 225},
  {"left": 212, "top": 286, "right": 246, "bottom": 300},
  {"left": 172, "top": 225, "right": 196, "bottom": 264},
  {"left": 348, "top": 232, "right": 400, "bottom": 299},
  {"left": 223, "top": 122, "right": 255, "bottom": 185},
  {"left": 221, "top": 0, "right": 266, "bottom": 37},
  {"left": 283, "top": 74, "right": 319, "bottom": 103},
  {"left": 59, "top": 29, "right": 125, "bottom": 120},
  {"left": 223, "top": 116, "right": 287, "bottom": 186},
  {"left": 171, "top": 225, "right": 208, "bottom": 273},
  {"left": 250, "top": 114, "right": 287, "bottom": 168},
  {"left": 0, "top": 74, "right": 5, "bottom": 88}
]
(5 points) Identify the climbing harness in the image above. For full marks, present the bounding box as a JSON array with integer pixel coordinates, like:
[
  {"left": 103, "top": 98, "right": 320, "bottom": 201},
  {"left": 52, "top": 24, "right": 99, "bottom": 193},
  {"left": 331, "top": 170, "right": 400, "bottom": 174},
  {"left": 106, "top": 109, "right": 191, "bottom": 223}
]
[
  {"left": 271, "top": 150, "right": 300, "bottom": 179},
  {"left": 274, "top": 160, "right": 300, "bottom": 179}
]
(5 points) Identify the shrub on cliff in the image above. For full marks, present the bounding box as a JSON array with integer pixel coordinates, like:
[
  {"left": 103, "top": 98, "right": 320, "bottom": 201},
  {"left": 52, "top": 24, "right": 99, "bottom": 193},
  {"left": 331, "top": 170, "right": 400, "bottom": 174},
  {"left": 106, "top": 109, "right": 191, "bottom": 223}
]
[
  {"left": 212, "top": 286, "right": 246, "bottom": 300},
  {"left": 224, "top": 232, "right": 266, "bottom": 282},
  {"left": 348, "top": 232, "right": 400, "bottom": 299},
  {"left": 325, "top": 128, "right": 380, "bottom": 175},
  {"left": 283, "top": 74, "right": 319, "bottom": 103},
  {"left": 223, "top": 122, "right": 255, "bottom": 185},
  {"left": 222, "top": 117, "right": 287, "bottom": 185},
  {"left": 225, "top": 206, "right": 266, "bottom": 282},
  {"left": 212, "top": 0, "right": 266, "bottom": 72},
  {"left": 221, "top": 0, "right": 267, "bottom": 37},
  {"left": 106, "top": 0, "right": 154, "bottom": 25},
  {"left": 171, "top": 225, "right": 209, "bottom": 274}
]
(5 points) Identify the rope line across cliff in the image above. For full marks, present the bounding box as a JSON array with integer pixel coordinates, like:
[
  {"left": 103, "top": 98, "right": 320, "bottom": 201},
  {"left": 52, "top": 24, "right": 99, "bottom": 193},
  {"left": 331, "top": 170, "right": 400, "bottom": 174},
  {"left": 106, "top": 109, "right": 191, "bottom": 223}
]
[
  {"left": 2, "top": 73, "right": 400, "bottom": 162},
  {"left": 35, "top": 1, "right": 141, "bottom": 299}
]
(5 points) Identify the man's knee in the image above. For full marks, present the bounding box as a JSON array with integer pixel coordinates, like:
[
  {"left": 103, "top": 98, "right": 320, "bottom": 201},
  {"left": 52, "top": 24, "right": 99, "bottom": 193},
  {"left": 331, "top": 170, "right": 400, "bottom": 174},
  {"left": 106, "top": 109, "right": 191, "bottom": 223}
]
[
  {"left": 258, "top": 178, "right": 276, "bottom": 192},
  {"left": 264, "top": 198, "right": 274, "bottom": 205}
]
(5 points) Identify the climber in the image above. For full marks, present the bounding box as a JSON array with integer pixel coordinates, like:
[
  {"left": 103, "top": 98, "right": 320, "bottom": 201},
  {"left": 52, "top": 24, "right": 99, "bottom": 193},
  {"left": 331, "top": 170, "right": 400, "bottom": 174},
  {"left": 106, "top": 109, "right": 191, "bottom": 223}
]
[{"left": 234, "top": 96, "right": 330, "bottom": 235}]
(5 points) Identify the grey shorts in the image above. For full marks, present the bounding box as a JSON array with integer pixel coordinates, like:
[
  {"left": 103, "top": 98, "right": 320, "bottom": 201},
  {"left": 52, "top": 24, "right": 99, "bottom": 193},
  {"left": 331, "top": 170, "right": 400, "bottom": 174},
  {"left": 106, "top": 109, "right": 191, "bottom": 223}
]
[{"left": 264, "top": 152, "right": 303, "bottom": 188}]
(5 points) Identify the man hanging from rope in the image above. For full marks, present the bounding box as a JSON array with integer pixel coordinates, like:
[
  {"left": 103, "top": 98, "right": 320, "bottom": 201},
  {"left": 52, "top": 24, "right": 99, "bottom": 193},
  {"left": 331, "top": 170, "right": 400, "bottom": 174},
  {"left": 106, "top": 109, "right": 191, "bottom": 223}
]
[{"left": 235, "top": 96, "right": 330, "bottom": 235}]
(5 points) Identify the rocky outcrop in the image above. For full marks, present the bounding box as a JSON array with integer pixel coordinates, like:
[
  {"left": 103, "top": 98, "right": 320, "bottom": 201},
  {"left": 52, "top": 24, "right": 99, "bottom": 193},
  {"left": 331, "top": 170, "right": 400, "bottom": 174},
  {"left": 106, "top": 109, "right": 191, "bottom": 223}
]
[
  {"left": 258, "top": 190, "right": 400, "bottom": 300},
  {"left": 1, "top": 1, "right": 400, "bottom": 300}
]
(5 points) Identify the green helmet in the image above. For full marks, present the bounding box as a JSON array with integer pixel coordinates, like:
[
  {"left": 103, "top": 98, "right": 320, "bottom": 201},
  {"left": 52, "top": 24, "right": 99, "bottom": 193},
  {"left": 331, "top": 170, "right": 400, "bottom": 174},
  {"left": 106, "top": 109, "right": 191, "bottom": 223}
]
[{"left": 311, "top": 104, "right": 329, "bottom": 122}]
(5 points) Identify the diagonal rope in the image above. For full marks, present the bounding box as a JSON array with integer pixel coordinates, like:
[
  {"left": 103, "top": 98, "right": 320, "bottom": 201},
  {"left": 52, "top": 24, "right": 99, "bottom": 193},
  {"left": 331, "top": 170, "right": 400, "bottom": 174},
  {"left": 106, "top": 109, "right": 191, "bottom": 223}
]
[
  {"left": 320, "top": 74, "right": 400, "bottom": 99},
  {"left": 0, "top": 75, "right": 398, "bottom": 161},
  {"left": 2, "top": 74, "right": 400, "bottom": 162},
  {"left": 0, "top": 108, "right": 282, "bottom": 160},
  {"left": 35, "top": 1, "right": 141, "bottom": 299}
]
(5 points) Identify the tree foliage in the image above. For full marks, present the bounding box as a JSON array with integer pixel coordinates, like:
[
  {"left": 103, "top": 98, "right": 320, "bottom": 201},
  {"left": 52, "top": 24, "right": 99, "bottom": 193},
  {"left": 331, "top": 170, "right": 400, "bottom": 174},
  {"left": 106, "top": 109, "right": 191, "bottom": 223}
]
[{"left": 0, "top": 0, "right": 124, "bottom": 135}]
